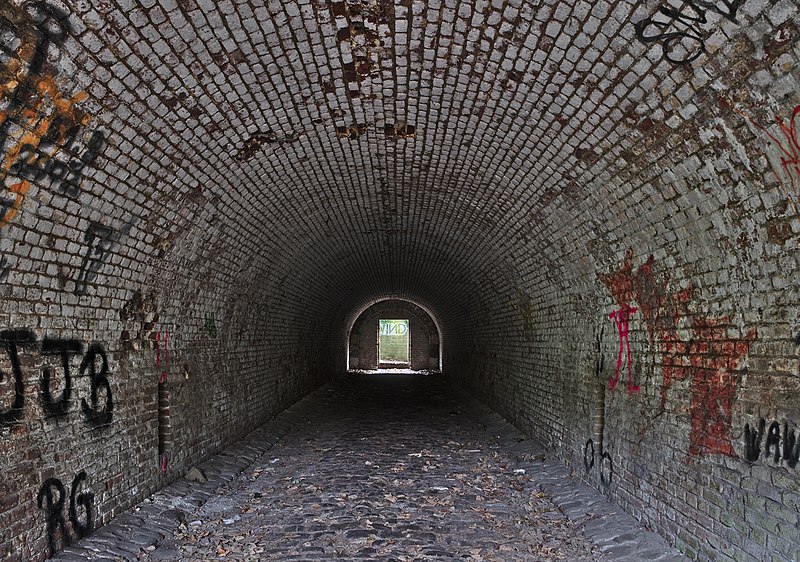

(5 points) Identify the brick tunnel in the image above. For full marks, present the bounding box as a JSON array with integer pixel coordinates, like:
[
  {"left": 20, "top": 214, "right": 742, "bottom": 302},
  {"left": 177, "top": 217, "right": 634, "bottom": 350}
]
[{"left": 0, "top": 0, "right": 799, "bottom": 560}]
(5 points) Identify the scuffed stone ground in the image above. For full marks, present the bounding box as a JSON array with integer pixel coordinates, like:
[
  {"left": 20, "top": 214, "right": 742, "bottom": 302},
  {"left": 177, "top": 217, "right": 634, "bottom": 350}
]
[
  {"left": 159, "top": 375, "right": 600, "bottom": 561},
  {"left": 54, "top": 374, "right": 687, "bottom": 561}
]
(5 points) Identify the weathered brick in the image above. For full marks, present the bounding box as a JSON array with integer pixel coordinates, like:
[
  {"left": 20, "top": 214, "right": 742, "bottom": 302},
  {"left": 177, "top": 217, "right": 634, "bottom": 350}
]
[{"left": 0, "top": 0, "right": 797, "bottom": 560}]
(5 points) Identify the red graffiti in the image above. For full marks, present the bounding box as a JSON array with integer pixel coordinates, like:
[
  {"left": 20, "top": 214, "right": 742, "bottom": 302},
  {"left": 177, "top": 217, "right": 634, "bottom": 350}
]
[
  {"left": 736, "top": 104, "right": 800, "bottom": 210},
  {"left": 160, "top": 452, "right": 170, "bottom": 473},
  {"left": 155, "top": 331, "right": 169, "bottom": 383},
  {"left": 686, "top": 317, "right": 755, "bottom": 456},
  {"left": 609, "top": 305, "right": 640, "bottom": 394},
  {"left": 599, "top": 249, "right": 756, "bottom": 457}
]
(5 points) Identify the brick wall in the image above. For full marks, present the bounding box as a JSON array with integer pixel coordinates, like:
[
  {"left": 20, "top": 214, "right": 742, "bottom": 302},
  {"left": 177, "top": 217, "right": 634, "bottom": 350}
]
[
  {"left": 443, "top": 2, "right": 800, "bottom": 556},
  {"left": 349, "top": 299, "right": 440, "bottom": 370},
  {"left": 0, "top": 3, "right": 334, "bottom": 559},
  {"left": 0, "top": 0, "right": 798, "bottom": 560}
]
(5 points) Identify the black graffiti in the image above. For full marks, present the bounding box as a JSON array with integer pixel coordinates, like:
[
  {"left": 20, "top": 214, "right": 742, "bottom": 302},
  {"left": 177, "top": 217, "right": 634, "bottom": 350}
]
[
  {"left": 795, "top": 334, "right": 800, "bottom": 377},
  {"left": 599, "top": 452, "right": 613, "bottom": 486},
  {"left": 53, "top": 130, "right": 105, "bottom": 197},
  {"left": 765, "top": 421, "right": 781, "bottom": 464},
  {"left": 75, "top": 222, "right": 114, "bottom": 295},
  {"left": 634, "top": 3, "right": 707, "bottom": 65},
  {"left": 40, "top": 339, "right": 82, "bottom": 416},
  {"left": 1, "top": 331, "right": 113, "bottom": 427},
  {"left": 784, "top": 424, "right": 800, "bottom": 469},
  {"left": 8, "top": 116, "right": 80, "bottom": 178},
  {"left": 9, "top": 130, "right": 105, "bottom": 198},
  {"left": 0, "top": 329, "right": 37, "bottom": 425},
  {"left": 80, "top": 344, "right": 113, "bottom": 426},
  {"left": 0, "top": 192, "right": 15, "bottom": 223},
  {"left": 584, "top": 438, "right": 595, "bottom": 471},
  {"left": 583, "top": 438, "right": 613, "bottom": 485},
  {"left": 0, "top": 2, "right": 71, "bottom": 147},
  {"left": 37, "top": 478, "right": 67, "bottom": 556},
  {"left": 594, "top": 325, "right": 604, "bottom": 378},
  {"left": 37, "top": 471, "right": 94, "bottom": 554},
  {"left": 633, "top": 0, "right": 743, "bottom": 65},
  {"left": 0, "top": 256, "right": 9, "bottom": 282},
  {"left": 744, "top": 418, "right": 765, "bottom": 462},
  {"left": 69, "top": 471, "right": 94, "bottom": 538},
  {"left": 22, "top": 2, "right": 71, "bottom": 75},
  {"left": 0, "top": 2, "right": 70, "bottom": 83},
  {"left": 689, "top": 0, "right": 742, "bottom": 23},
  {"left": 744, "top": 418, "right": 800, "bottom": 468},
  {"left": 0, "top": 3, "right": 103, "bottom": 203}
]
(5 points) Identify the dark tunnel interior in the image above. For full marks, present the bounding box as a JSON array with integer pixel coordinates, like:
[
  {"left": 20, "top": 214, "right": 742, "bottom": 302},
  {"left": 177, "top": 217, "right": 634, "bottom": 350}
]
[{"left": 0, "top": 0, "right": 798, "bottom": 560}]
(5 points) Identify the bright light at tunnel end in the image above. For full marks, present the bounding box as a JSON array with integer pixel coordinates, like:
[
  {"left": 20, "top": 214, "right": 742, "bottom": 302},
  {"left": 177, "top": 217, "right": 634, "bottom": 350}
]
[{"left": 345, "top": 297, "right": 444, "bottom": 373}]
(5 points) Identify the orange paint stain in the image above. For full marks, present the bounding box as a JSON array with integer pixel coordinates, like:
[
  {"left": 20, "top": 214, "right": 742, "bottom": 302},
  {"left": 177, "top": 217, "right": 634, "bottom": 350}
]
[{"left": 0, "top": 72, "right": 91, "bottom": 227}]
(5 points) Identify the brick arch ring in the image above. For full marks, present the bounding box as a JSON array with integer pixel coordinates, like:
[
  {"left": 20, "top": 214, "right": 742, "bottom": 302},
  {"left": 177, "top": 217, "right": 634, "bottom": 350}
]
[{"left": 345, "top": 298, "right": 444, "bottom": 371}]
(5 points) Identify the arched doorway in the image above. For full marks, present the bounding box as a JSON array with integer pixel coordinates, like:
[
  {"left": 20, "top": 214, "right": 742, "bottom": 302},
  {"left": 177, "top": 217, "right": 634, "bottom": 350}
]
[{"left": 347, "top": 299, "right": 441, "bottom": 371}]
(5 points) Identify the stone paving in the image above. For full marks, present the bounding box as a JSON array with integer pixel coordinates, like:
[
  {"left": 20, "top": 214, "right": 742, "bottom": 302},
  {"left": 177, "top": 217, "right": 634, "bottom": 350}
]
[{"left": 53, "top": 374, "right": 687, "bottom": 561}]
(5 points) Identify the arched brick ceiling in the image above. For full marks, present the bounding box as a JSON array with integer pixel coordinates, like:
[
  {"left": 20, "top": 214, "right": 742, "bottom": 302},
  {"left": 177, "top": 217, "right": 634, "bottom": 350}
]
[{"left": 1, "top": 0, "right": 796, "bottom": 364}]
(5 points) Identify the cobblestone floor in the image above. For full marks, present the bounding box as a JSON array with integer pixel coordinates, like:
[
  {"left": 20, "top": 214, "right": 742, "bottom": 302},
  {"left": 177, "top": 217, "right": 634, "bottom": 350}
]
[{"left": 54, "top": 374, "right": 687, "bottom": 561}]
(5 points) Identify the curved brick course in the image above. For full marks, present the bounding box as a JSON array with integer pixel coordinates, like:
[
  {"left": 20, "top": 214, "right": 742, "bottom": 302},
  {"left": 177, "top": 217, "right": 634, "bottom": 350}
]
[
  {"left": 0, "top": 0, "right": 797, "bottom": 560},
  {"left": 349, "top": 299, "right": 440, "bottom": 370}
]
